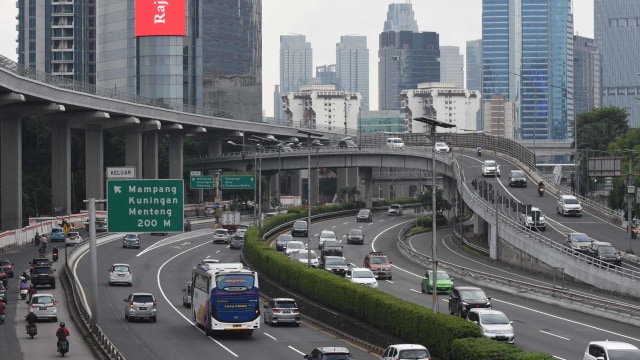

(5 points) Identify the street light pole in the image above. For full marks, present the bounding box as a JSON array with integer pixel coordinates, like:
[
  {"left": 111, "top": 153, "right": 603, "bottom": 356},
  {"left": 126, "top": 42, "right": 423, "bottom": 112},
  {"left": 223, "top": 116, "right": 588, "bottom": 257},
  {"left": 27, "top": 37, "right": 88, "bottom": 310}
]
[{"left": 297, "top": 129, "right": 324, "bottom": 268}]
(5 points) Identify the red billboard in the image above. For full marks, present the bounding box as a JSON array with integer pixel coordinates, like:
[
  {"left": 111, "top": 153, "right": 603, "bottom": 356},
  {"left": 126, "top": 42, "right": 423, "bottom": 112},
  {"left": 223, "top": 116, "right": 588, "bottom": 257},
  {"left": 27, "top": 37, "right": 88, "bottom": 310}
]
[{"left": 135, "top": 0, "right": 186, "bottom": 37}]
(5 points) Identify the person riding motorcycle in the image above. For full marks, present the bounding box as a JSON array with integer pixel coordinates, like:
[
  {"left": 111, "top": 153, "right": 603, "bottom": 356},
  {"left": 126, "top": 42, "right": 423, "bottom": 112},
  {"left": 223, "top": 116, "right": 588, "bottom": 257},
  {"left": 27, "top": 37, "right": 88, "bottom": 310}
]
[
  {"left": 28, "top": 284, "right": 37, "bottom": 301},
  {"left": 34, "top": 231, "right": 41, "bottom": 245},
  {"left": 477, "top": 145, "right": 482, "bottom": 156},
  {"left": 25, "top": 310, "right": 38, "bottom": 333},
  {"left": 52, "top": 245, "right": 59, "bottom": 261},
  {"left": 56, "top": 322, "right": 70, "bottom": 352},
  {"left": 39, "top": 239, "right": 47, "bottom": 256},
  {"left": 0, "top": 297, "right": 6, "bottom": 322},
  {"left": 21, "top": 270, "right": 30, "bottom": 281},
  {"left": 19, "top": 276, "right": 29, "bottom": 290},
  {"left": 538, "top": 180, "right": 545, "bottom": 196}
]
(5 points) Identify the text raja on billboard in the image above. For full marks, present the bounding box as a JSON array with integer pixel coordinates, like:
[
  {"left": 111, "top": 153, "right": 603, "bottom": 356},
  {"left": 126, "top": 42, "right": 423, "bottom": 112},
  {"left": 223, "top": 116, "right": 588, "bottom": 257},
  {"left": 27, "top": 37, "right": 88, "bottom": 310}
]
[{"left": 135, "top": 0, "right": 186, "bottom": 37}]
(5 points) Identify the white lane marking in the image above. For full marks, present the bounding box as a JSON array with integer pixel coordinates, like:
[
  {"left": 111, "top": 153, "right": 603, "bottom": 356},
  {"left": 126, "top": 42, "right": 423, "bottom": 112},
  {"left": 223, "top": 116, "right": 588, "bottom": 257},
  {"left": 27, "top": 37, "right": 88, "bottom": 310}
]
[
  {"left": 156, "top": 240, "right": 240, "bottom": 357},
  {"left": 137, "top": 229, "right": 212, "bottom": 256},
  {"left": 409, "top": 289, "right": 421, "bottom": 294},
  {"left": 263, "top": 332, "right": 277, "bottom": 340},
  {"left": 386, "top": 232, "right": 640, "bottom": 343},
  {"left": 539, "top": 330, "right": 571, "bottom": 341},
  {"left": 289, "top": 346, "right": 306, "bottom": 355}
]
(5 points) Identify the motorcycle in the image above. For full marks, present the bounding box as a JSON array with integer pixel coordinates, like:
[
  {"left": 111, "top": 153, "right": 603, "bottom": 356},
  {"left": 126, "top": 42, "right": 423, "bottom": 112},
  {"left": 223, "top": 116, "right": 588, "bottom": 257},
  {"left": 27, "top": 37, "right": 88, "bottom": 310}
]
[
  {"left": 52, "top": 251, "right": 59, "bottom": 262},
  {"left": 57, "top": 338, "right": 69, "bottom": 356},
  {"left": 538, "top": 187, "right": 545, "bottom": 197},
  {"left": 26, "top": 323, "right": 37, "bottom": 338},
  {"left": 477, "top": 148, "right": 482, "bottom": 157},
  {"left": 184, "top": 220, "right": 192, "bottom": 232},
  {"left": 20, "top": 288, "right": 28, "bottom": 300}
]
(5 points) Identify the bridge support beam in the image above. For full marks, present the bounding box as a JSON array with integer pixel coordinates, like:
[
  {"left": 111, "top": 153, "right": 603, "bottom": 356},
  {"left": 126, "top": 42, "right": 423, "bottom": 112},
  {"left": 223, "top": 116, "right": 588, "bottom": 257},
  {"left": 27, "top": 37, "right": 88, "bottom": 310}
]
[
  {"left": 290, "top": 171, "right": 301, "bottom": 197},
  {"left": 51, "top": 120, "right": 72, "bottom": 215},
  {"left": 143, "top": 132, "right": 158, "bottom": 179},
  {"left": 169, "top": 134, "right": 183, "bottom": 180},
  {"left": 125, "top": 132, "right": 143, "bottom": 178},
  {"left": 309, "top": 169, "right": 319, "bottom": 206},
  {"left": 473, "top": 214, "right": 486, "bottom": 236},
  {"left": 358, "top": 167, "right": 373, "bottom": 208},
  {"left": 337, "top": 168, "right": 357, "bottom": 190},
  {"left": 0, "top": 117, "right": 22, "bottom": 230},
  {"left": 85, "top": 127, "right": 105, "bottom": 209},
  {"left": 488, "top": 222, "right": 498, "bottom": 260}
]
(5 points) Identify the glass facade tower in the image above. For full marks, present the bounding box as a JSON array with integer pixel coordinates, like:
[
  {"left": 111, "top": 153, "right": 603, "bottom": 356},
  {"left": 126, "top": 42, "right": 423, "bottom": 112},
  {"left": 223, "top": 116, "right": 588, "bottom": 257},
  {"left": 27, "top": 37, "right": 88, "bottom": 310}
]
[
  {"left": 336, "top": 36, "right": 369, "bottom": 111},
  {"left": 482, "top": 0, "right": 574, "bottom": 142}
]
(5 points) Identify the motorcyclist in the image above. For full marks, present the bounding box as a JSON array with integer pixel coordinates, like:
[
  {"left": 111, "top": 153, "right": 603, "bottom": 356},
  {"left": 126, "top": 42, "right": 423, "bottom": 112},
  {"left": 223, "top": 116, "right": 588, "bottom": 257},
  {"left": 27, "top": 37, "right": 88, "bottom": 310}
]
[
  {"left": 0, "top": 297, "right": 6, "bottom": 322},
  {"left": 39, "top": 237, "right": 48, "bottom": 256},
  {"left": 25, "top": 310, "right": 38, "bottom": 333},
  {"left": 28, "top": 284, "right": 37, "bottom": 301},
  {"left": 21, "top": 270, "right": 30, "bottom": 281},
  {"left": 56, "top": 322, "right": 70, "bottom": 352},
  {"left": 538, "top": 180, "right": 545, "bottom": 189},
  {"left": 19, "top": 276, "right": 29, "bottom": 290},
  {"left": 34, "top": 231, "right": 41, "bottom": 245},
  {"left": 52, "top": 245, "right": 59, "bottom": 260},
  {"left": 477, "top": 145, "right": 482, "bottom": 156}
]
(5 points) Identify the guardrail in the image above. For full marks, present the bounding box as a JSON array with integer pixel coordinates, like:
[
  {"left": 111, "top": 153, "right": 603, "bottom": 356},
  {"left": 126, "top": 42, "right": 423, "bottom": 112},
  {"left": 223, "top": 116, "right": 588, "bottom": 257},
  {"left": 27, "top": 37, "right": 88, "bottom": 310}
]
[
  {"left": 397, "top": 219, "right": 640, "bottom": 326},
  {"left": 64, "top": 235, "right": 126, "bottom": 360}
]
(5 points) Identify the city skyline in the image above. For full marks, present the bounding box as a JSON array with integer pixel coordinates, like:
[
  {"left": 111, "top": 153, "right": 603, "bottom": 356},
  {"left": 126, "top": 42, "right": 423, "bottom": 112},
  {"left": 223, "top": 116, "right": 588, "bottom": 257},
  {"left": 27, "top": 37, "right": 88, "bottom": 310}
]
[{"left": 0, "top": 1, "right": 596, "bottom": 118}]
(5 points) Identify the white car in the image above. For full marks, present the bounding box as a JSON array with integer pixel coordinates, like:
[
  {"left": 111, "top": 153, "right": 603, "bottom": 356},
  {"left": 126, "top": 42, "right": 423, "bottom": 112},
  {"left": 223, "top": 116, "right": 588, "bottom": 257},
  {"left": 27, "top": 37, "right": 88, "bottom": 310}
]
[
  {"left": 481, "top": 160, "right": 500, "bottom": 177},
  {"left": 380, "top": 344, "right": 431, "bottom": 359},
  {"left": 557, "top": 194, "right": 582, "bottom": 217},
  {"left": 108, "top": 263, "right": 133, "bottom": 286},
  {"left": 290, "top": 249, "right": 319, "bottom": 268},
  {"left": 182, "top": 281, "right": 192, "bottom": 307},
  {"left": 466, "top": 308, "right": 514, "bottom": 344},
  {"left": 345, "top": 267, "right": 378, "bottom": 288},
  {"left": 212, "top": 228, "right": 231, "bottom": 244},
  {"left": 318, "top": 230, "right": 337, "bottom": 249},
  {"left": 434, "top": 142, "right": 450, "bottom": 153},
  {"left": 235, "top": 224, "right": 249, "bottom": 237},
  {"left": 285, "top": 241, "right": 306, "bottom": 256},
  {"left": 583, "top": 341, "right": 640, "bottom": 360},
  {"left": 65, "top": 231, "right": 82, "bottom": 246},
  {"left": 28, "top": 293, "right": 58, "bottom": 321}
]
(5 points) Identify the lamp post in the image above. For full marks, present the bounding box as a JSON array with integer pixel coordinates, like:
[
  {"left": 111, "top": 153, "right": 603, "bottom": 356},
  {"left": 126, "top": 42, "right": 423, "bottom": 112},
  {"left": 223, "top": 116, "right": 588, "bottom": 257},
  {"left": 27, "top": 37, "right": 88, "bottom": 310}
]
[
  {"left": 413, "top": 117, "right": 455, "bottom": 313},
  {"left": 297, "top": 129, "right": 324, "bottom": 267},
  {"left": 227, "top": 140, "right": 261, "bottom": 227}
]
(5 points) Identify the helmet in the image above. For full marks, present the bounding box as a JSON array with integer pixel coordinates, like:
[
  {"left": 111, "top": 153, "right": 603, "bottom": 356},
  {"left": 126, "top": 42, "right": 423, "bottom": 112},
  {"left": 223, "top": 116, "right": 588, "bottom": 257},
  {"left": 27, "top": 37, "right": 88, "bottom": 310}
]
[
  {"left": 59, "top": 322, "right": 65, "bottom": 327},
  {"left": 20, "top": 276, "right": 25, "bottom": 281},
  {"left": 29, "top": 310, "right": 34, "bottom": 313}
]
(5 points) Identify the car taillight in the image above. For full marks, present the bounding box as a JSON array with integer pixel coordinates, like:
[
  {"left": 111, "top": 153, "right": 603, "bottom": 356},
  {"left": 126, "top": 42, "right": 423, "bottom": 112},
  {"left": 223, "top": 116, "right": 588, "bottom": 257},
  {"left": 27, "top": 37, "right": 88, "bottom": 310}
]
[
  {"left": 293, "top": 308, "right": 299, "bottom": 312},
  {"left": 272, "top": 308, "right": 281, "bottom": 313},
  {"left": 50, "top": 302, "right": 56, "bottom": 308},
  {"left": 153, "top": 300, "right": 157, "bottom": 308}
]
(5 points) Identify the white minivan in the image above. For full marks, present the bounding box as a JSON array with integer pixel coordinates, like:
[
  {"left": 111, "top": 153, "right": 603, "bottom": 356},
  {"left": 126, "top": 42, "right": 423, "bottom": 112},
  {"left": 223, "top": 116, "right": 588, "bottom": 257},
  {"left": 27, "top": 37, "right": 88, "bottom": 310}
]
[{"left": 386, "top": 137, "right": 405, "bottom": 149}]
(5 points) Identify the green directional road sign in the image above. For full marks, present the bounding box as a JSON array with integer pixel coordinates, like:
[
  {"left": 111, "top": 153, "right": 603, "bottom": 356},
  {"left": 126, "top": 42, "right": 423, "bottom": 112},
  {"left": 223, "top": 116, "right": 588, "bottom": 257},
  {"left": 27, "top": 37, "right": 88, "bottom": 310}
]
[
  {"left": 220, "top": 175, "right": 255, "bottom": 189},
  {"left": 190, "top": 175, "right": 215, "bottom": 189},
  {"left": 107, "top": 179, "right": 184, "bottom": 233}
]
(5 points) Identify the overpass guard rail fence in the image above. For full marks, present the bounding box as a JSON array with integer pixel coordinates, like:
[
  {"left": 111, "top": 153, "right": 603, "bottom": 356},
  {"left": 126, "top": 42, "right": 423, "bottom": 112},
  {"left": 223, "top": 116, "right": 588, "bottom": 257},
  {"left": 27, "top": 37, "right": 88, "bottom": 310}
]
[{"left": 450, "top": 156, "right": 640, "bottom": 298}]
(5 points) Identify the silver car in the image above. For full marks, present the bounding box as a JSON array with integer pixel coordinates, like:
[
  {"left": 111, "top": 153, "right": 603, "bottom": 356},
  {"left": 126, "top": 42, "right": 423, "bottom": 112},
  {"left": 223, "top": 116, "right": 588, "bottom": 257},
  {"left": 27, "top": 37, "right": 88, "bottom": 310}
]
[
  {"left": 65, "top": 231, "right": 83, "bottom": 246},
  {"left": 108, "top": 263, "right": 133, "bottom": 286},
  {"left": 124, "top": 292, "right": 157, "bottom": 322},
  {"left": 28, "top": 293, "right": 58, "bottom": 322},
  {"left": 182, "top": 281, "right": 192, "bottom": 307},
  {"left": 263, "top": 298, "right": 300, "bottom": 326},
  {"left": 212, "top": 228, "right": 230, "bottom": 244}
]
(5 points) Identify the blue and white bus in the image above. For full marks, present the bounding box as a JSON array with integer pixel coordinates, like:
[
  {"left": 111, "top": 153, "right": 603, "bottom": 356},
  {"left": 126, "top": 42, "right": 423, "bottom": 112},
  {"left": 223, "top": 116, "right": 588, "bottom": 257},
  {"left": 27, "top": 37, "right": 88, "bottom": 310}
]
[{"left": 191, "top": 262, "right": 260, "bottom": 336}]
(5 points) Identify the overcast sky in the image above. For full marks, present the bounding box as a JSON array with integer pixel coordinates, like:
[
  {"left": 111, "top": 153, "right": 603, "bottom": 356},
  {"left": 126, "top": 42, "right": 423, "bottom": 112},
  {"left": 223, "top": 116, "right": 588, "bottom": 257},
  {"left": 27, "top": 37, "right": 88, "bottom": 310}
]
[{"left": 0, "top": 1, "right": 595, "bottom": 117}]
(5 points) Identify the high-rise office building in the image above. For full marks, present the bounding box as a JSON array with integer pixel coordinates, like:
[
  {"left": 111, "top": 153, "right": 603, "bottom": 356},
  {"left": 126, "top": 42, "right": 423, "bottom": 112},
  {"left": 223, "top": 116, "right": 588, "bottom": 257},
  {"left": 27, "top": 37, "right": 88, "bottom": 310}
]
[
  {"left": 595, "top": 0, "right": 640, "bottom": 127},
  {"left": 573, "top": 36, "right": 601, "bottom": 118},
  {"left": 466, "top": 39, "right": 483, "bottom": 130},
  {"left": 336, "top": 36, "right": 370, "bottom": 111},
  {"left": 482, "top": 0, "right": 574, "bottom": 142},
  {"left": 439, "top": 46, "right": 464, "bottom": 89},
  {"left": 316, "top": 64, "right": 338, "bottom": 85},
  {"left": 19, "top": 0, "right": 261, "bottom": 121},
  {"left": 276, "top": 35, "right": 313, "bottom": 125},
  {"left": 383, "top": 3, "right": 419, "bottom": 32},
  {"left": 17, "top": 0, "right": 96, "bottom": 84},
  {"left": 379, "top": 31, "right": 440, "bottom": 111}
]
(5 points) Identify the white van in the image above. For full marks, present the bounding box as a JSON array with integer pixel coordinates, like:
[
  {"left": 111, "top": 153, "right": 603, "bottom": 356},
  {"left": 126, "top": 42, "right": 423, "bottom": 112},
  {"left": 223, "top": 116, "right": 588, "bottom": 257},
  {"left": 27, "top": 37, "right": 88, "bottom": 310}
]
[{"left": 386, "top": 137, "right": 404, "bottom": 149}]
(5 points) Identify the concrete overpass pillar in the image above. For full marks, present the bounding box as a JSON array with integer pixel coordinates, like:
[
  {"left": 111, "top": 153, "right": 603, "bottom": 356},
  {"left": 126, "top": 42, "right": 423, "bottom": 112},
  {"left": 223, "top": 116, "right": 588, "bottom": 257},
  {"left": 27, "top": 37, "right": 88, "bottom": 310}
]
[
  {"left": 143, "top": 132, "right": 158, "bottom": 179},
  {"left": 125, "top": 132, "right": 143, "bottom": 178},
  {"left": 169, "top": 134, "right": 183, "bottom": 180},
  {"left": 290, "top": 171, "right": 301, "bottom": 197},
  {"left": 0, "top": 117, "right": 22, "bottom": 229},
  {"left": 208, "top": 138, "right": 223, "bottom": 157},
  {"left": 51, "top": 120, "right": 71, "bottom": 216},
  {"left": 85, "top": 127, "right": 105, "bottom": 209},
  {"left": 488, "top": 222, "right": 498, "bottom": 260},
  {"left": 357, "top": 167, "right": 373, "bottom": 208},
  {"left": 337, "top": 168, "right": 357, "bottom": 190},
  {"left": 473, "top": 214, "right": 486, "bottom": 236},
  {"left": 310, "top": 169, "right": 319, "bottom": 206}
]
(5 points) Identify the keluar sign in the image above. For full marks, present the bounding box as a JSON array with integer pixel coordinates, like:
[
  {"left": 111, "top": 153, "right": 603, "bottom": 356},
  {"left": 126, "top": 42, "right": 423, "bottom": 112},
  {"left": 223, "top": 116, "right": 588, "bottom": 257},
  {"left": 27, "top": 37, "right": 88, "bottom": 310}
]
[{"left": 135, "top": 0, "right": 186, "bottom": 37}]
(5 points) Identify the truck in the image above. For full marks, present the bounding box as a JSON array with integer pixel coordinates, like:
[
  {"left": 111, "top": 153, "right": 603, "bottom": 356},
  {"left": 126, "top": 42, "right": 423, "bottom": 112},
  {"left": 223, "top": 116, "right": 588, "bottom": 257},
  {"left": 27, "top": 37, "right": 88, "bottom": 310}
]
[
  {"left": 519, "top": 204, "right": 546, "bottom": 231},
  {"left": 220, "top": 211, "right": 241, "bottom": 233}
]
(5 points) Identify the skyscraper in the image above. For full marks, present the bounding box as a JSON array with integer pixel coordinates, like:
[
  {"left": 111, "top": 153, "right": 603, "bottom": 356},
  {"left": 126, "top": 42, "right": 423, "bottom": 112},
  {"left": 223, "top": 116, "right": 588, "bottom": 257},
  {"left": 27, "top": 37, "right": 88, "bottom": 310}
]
[
  {"left": 482, "top": 0, "right": 574, "bottom": 142},
  {"left": 379, "top": 31, "right": 440, "bottom": 111},
  {"left": 383, "top": 3, "right": 419, "bottom": 32},
  {"left": 316, "top": 65, "right": 338, "bottom": 86},
  {"left": 336, "top": 36, "right": 370, "bottom": 111},
  {"left": 595, "top": 0, "right": 640, "bottom": 127},
  {"left": 276, "top": 35, "right": 313, "bottom": 124},
  {"left": 573, "top": 36, "right": 601, "bottom": 118},
  {"left": 17, "top": 0, "right": 96, "bottom": 84},
  {"left": 439, "top": 46, "right": 464, "bottom": 89},
  {"left": 466, "top": 40, "right": 483, "bottom": 92}
]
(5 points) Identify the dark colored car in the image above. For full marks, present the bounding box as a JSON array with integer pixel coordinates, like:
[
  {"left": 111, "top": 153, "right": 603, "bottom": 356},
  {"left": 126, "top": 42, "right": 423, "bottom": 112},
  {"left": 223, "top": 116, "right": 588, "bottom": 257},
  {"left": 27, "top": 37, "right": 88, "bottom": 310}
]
[
  {"left": 291, "top": 220, "right": 308, "bottom": 237},
  {"left": 508, "top": 170, "right": 527, "bottom": 187},
  {"left": 320, "top": 256, "right": 349, "bottom": 276},
  {"left": 356, "top": 209, "right": 373, "bottom": 223},
  {"left": 586, "top": 241, "right": 622, "bottom": 267},
  {"left": 275, "top": 234, "right": 293, "bottom": 251},
  {"left": 346, "top": 229, "right": 364, "bottom": 245},
  {"left": 30, "top": 257, "right": 52, "bottom": 273},
  {"left": 448, "top": 286, "right": 491, "bottom": 318},
  {"left": 0, "top": 259, "right": 14, "bottom": 277},
  {"left": 320, "top": 240, "right": 343, "bottom": 259},
  {"left": 304, "top": 346, "right": 354, "bottom": 360},
  {"left": 31, "top": 266, "right": 56, "bottom": 288},
  {"left": 122, "top": 234, "right": 141, "bottom": 249}
]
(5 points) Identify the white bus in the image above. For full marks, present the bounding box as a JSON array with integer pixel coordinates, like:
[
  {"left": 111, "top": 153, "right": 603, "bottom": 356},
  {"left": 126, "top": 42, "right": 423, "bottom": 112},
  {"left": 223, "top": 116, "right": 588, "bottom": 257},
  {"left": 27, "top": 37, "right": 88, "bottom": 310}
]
[{"left": 191, "top": 262, "right": 260, "bottom": 336}]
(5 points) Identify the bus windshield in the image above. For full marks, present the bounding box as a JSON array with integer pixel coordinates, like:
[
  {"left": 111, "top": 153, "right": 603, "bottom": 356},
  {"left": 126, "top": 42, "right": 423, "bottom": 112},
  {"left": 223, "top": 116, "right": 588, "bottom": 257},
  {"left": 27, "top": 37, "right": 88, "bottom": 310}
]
[{"left": 216, "top": 274, "right": 255, "bottom": 291}]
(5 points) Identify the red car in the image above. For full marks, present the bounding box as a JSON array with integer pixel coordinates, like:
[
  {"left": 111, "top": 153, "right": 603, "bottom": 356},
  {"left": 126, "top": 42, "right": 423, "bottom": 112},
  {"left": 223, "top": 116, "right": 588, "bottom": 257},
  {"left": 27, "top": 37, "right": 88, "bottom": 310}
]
[{"left": 0, "top": 259, "right": 14, "bottom": 277}]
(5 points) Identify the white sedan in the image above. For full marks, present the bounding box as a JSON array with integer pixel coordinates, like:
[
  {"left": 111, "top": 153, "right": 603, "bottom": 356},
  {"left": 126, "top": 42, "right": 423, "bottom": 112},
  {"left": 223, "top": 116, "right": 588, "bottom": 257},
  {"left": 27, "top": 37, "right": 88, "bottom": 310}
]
[
  {"left": 434, "top": 142, "right": 450, "bottom": 153},
  {"left": 212, "top": 228, "right": 231, "bottom": 244},
  {"left": 481, "top": 160, "right": 500, "bottom": 177}
]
